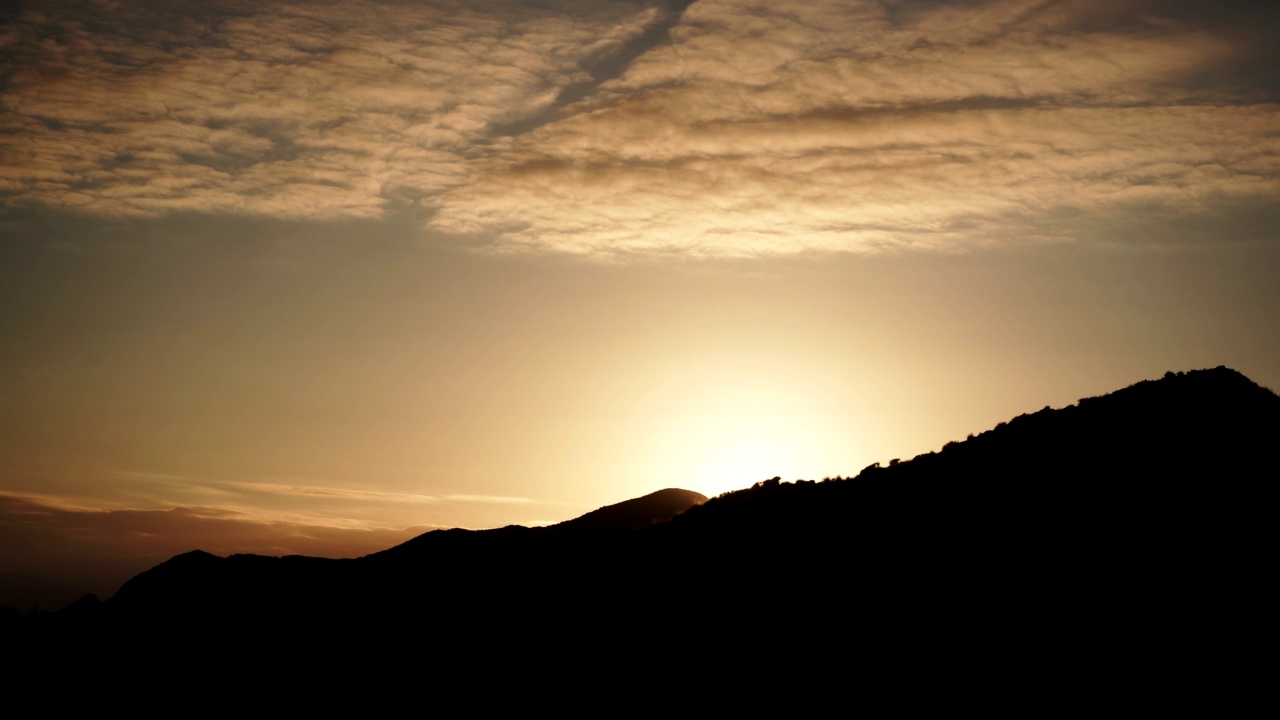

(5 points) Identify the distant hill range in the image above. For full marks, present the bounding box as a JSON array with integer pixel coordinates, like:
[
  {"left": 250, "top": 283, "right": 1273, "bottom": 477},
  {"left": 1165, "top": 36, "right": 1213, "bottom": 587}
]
[
  {"left": 10, "top": 367, "right": 1277, "bottom": 691},
  {"left": 0, "top": 573, "right": 89, "bottom": 614}
]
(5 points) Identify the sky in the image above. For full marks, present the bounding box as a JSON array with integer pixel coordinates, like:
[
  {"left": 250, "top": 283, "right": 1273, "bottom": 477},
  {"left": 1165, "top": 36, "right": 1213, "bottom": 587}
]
[{"left": 2, "top": 0, "right": 1278, "bottom": 597}]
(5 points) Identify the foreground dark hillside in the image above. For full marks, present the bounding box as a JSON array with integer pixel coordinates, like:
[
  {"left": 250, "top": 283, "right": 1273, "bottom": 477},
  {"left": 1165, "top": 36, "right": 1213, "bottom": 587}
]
[
  {"left": 650, "top": 366, "right": 1275, "bottom": 624},
  {"left": 10, "top": 367, "right": 1276, "bottom": 693},
  {"left": 670, "top": 365, "right": 1277, "bottom": 533}
]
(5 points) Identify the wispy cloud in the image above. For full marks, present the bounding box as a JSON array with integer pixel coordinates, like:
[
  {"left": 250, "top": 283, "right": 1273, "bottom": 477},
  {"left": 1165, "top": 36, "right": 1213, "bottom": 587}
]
[
  {"left": 3, "top": 0, "right": 1277, "bottom": 257},
  {"left": 428, "top": 0, "right": 1280, "bottom": 256},
  {"left": 104, "top": 471, "right": 537, "bottom": 509},
  {"left": 235, "top": 482, "right": 440, "bottom": 504},
  {"left": 1, "top": 0, "right": 659, "bottom": 217},
  {"left": 0, "top": 487, "right": 439, "bottom": 531},
  {"left": 442, "top": 494, "right": 535, "bottom": 505},
  {"left": 110, "top": 468, "right": 544, "bottom": 515},
  {"left": 234, "top": 482, "right": 535, "bottom": 506},
  {"left": 0, "top": 489, "right": 103, "bottom": 514}
]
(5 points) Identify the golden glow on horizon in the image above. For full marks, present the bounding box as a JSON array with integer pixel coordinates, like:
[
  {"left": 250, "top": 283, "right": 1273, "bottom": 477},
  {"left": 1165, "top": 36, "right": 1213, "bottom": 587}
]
[
  {"left": 619, "top": 359, "right": 861, "bottom": 498},
  {"left": 653, "top": 416, "right": 823, "bottom": 498}
]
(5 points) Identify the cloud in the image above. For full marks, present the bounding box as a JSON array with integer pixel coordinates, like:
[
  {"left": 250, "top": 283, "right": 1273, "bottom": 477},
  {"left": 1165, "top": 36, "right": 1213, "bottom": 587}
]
[
  {"left": 101, "top": 470, "right": 539, "bottom": 510},
  {"left": 431, "top": 104, "right": 1280, "bottom": 256},
  {"left": 231, "top": 482, "right": 535, "bottom": 506},
  {"left": 0, "top": 490, "right": 440, "bottom": 596},
  {"left": 0, "top": 0, "right": 660, "bottom": 217},
  {"left": 442, "top": 494, "right": 535, "bottom": 505},
  {"left": 3, "top": 0, "right": 1277, "bottom": 257},
  {"left": 234, "top": 482, "right": 440, "bottom": 504},
  {"left": 427, "top": 0, "right": 1280, "bottom": 256}
]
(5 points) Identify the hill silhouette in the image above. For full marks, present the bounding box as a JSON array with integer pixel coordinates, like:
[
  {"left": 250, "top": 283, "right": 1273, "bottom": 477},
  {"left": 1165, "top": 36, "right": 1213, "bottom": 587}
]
[
  {"left": 365, "top": 487, "right": 707, "bottom": 564},
  {"left": 0, "top": 572, "right": 90, "bottom": 614},
  {"left": 9, "top": 366, "right": 1275, "bottom": 697},
  {"left": 544, "top": 487, "right": 707, "bottom": 534}
]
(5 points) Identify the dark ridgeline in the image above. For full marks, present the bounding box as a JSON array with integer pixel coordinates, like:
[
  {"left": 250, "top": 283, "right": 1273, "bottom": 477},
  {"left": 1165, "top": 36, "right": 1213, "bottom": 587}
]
[{"left": 8, "top": 367, "right": 1276, "bottom": 697}]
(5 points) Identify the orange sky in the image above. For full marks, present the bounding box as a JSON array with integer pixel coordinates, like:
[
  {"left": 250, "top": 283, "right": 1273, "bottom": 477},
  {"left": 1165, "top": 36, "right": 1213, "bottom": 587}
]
[{"left": 2, "top": 0, "right": 1279, "bottom": 598}]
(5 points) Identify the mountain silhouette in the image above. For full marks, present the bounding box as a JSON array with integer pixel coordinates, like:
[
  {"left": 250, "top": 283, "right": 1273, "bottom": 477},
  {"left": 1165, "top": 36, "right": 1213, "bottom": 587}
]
[
  {"left": 366, "top": 487, "right": 706, "bottom": 564},
  {"left": 545, "top": 487, "right": 707, "bottom": 534},
  {"left": 10, "top": 366, "right": 1274, "bottom": 697}
]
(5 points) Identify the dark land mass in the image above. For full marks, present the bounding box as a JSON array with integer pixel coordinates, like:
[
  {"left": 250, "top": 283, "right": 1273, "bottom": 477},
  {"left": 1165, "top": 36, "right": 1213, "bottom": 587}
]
[
  {"left": 0, "top": 572, "right": 89, "bottom": 614},
  {"left": 7, "top": 367, "right": 1276, "bottom": 697}
]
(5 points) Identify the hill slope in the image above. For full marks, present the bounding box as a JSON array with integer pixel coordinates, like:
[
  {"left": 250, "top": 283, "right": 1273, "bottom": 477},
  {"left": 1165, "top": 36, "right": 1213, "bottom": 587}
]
[{"left": 12, "top": 367, "right": 1275, "bottom": 689}]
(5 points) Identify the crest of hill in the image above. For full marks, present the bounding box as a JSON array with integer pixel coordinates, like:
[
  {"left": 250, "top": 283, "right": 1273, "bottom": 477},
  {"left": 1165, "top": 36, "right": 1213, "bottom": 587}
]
[
  {"left": 886, "top": 364, "right": 1280, "bottom": 481},
  {"left": 364, "top": 487, "right": 705, "bottom": 561},
  {"left": 546, "top": 488, "right": 707, "bottom": 534}
]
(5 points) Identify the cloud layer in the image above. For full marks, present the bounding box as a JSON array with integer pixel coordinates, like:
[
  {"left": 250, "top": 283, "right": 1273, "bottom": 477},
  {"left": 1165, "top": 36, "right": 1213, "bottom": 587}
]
[
  {"left": 3, "top": 0, "right": 1277, "bottom": 256},
  {"left": 1, "top": 0, "right": 658, "bottom": 217}
]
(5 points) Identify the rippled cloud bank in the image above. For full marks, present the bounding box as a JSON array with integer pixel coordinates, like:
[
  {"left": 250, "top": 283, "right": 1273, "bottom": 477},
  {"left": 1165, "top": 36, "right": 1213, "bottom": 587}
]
[{"left": 3, "top": 0, "right": 1277, "bottom": 257}]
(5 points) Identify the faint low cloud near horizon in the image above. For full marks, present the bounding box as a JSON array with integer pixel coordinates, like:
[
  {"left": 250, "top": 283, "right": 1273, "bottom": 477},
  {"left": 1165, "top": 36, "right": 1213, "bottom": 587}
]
[
  {"left": 0, "top": 490, "right": 443, "bottom": 595},
  {"left": 235, "top": 481, "right": 441, "bottom": 504},
  {"left": 2, "top": 0, "right": 1277, "bottom": 257},
  {"left": 0, "top": 482, "right": 551, "bottom": 595},
  {"left": 10, "top": 470, "right": 543, "bottom": 528},
  {"left": 442, "top": 494, "right": 536, "bottom": 505}
]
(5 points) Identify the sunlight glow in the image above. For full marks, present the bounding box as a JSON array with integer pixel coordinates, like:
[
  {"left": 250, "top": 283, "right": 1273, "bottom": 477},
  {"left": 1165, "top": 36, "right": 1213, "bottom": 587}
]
[{"left": 633, "top": 370, "right": 860, "bottom": 498}]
